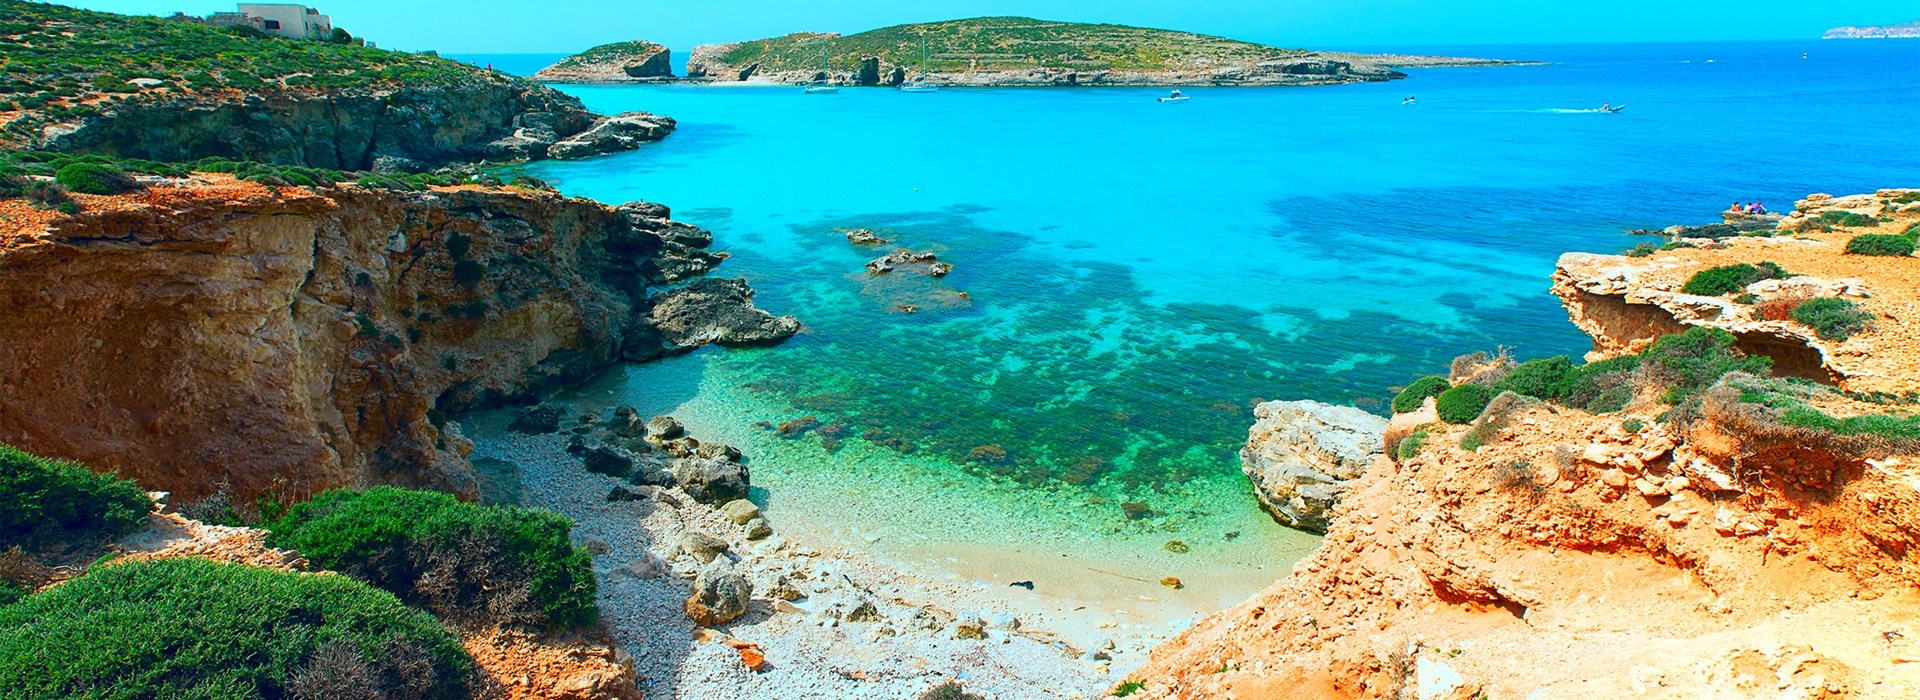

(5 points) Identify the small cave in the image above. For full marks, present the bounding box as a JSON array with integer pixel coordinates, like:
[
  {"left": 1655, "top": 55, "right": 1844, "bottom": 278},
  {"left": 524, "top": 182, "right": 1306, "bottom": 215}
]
[{"left": 1571, "top": 290, "right": 1838, "bottom": 386}]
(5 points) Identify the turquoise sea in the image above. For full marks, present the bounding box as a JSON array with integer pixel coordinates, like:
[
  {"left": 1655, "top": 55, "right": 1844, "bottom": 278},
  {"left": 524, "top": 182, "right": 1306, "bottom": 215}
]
[{"left": 476, "top": 41, "right": 1920, "bottom": 622}]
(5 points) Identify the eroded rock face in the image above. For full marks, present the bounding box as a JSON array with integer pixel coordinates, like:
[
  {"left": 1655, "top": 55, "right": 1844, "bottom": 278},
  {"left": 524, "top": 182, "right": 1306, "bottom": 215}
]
[
  {"left": 534, "top": 43, "right": 675, "bottom": 83},
  {"left": 1241, "top": 401, "right": 1387, "bottom": 533},
  {"left": 32, "top": 80, "right": 664, "bottom": 169},
  {"left": 0, "top": 179, "right": 790, "bottom": 502}
]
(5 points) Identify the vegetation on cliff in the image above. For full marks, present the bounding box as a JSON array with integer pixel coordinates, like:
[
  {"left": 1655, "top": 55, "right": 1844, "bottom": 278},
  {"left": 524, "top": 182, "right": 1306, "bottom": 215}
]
[
  {"left": 0, "top": 442, "right": 149, "bottom": 549},
  {"left": 716, "top": 16, "right": 1303, "bottom": 74},
  {"left": 0, "top": 0, "right": 485, "bottom": 102},
  {"left": 265, "top": 487, "right": 599, "bottom": 631},
  {"left": 0, "top": 557, "right": 472, "bottom": 699},
  {"left": 549, "top": 40, "right": 666, "bottom": 70}
]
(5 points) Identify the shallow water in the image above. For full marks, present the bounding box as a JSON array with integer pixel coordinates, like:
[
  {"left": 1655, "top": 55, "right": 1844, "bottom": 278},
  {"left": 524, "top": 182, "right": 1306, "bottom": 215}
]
[{"left": 513, "top": 40, "right": 1919, "bottom": 621}]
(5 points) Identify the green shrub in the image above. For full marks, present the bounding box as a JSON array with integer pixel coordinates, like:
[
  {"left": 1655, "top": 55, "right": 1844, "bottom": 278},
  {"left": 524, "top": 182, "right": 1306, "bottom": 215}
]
[
  {"left": 0, "top": 557, "right": 471, "bottom": 699},
  {"left": 1435, "top": 384, "right": 1495, "bottom": 425},
  {"left": 1844, "top": 233, "right": 1915, "bottom": 257},
  {"left": 1494, "top": 356, "right": 1576, "bottom": 400},
  {"left": 1680, "top": 262, "right": 1790, "bottom": 296},
  {"left": 1641, "top": 327, "right": 1772, "bottom": 404},
  {"left": 0, "top": 582, "right": 21, "bottom": 609},
  {"left": 1818, "top": 210, "right": 1876, "bottom": 228},
  {"left": 266, "top": 487, "right": 598, "bottom": 630},
  {"left": 1391, "top": 376, "right": 1450, "bottom": 414},
  {"left": 53, "top": 162, "right": 138, "bottom": 195},
  {"left": 1624, "top": 242, "right": 1659, "bottom": 257},
  {"left": 1791, "top": 297, "right": 1873, "bottom": 341},
  {"left": 1622, "top": 418, "right": 1645, "bottom": 433},
  {"left": 1394, "top": 430, "right": 1429, "bottom": 461},
  {"left": 0, "top": 443, "right": 150, "bottom": 549}
]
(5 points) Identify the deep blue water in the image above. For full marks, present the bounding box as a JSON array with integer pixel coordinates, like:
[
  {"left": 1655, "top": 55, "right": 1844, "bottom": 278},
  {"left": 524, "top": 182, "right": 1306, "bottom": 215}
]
[{"left": 501, "top": 40, "right": 1916, "bottom": 501}]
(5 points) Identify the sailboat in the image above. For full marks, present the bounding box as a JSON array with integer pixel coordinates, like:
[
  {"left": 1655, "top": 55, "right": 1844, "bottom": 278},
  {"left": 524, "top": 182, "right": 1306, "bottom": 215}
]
[
  {"left": 899, "top": 37, "right": 939, "bottom": 93},
  {"left": 805, "top": 44, "right": 838, "bottom": 94}
]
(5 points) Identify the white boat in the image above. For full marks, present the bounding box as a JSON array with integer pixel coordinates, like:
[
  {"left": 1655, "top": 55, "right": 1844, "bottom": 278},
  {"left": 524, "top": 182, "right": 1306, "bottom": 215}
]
[
  {"left": 1157, "top": 89, "right": 1189, "bottom": 103},
  {"left": 899, "top": 38, "right": 939, "bottom": 93},
  {"left": 805, "top": 44, "right": 838, "bottom": 94}
]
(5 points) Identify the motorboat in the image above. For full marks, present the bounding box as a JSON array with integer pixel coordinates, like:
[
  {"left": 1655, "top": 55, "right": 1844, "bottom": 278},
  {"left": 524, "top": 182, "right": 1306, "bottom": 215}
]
[{"left": 1157, "top": 89, "right": 1189, "bottom": 103}]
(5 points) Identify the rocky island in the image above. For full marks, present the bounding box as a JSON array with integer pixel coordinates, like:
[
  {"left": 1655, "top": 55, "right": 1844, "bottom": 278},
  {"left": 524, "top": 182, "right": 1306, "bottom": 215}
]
[
  {"left": 533, "top": 40, "right": 677, "bottom": 83},
  {"left": 1823, "top": 20, "right": 1920, "bottom": 39},
  {"left": 540, "top": 16, "right": 1531, "bottom": 88}
]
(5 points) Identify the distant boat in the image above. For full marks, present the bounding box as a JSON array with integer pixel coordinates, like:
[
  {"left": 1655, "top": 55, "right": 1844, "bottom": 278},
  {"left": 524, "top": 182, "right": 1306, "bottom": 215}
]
[
  {"left": 900, "top": 38, "right": 939, "bottom": 93},
  {"left": 1599, "top": 104, "right": 1626, "bottom": 113},
  {"left": 1157, "top": 89, "right": 1189, "bottom": 103},
  {"left": 1402, "top": 96, "right": 1417, "bottom": 105},
  {"left": 806, "top": 44, "right": 838, "bottom": 94}
]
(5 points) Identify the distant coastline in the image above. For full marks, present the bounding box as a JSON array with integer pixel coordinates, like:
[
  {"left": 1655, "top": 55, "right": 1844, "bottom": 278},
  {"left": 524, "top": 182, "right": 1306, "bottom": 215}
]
[
  {"left": 533, "top": 17, "right": 1538, "bottom": 88},
  {"left": 1822, "top": 20, "right": 1920, "bottom": 39}
]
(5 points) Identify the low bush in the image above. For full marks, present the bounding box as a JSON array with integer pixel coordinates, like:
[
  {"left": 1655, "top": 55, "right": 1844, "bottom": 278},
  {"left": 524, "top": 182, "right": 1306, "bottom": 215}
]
[
  {"left": 1393, "top": 430, "right": 1429, "bottom": 461},
  {"left": 1391, "top": 376, "right": 1450, "bottom": 414},
  {"left": 1624, "top": 242, "right": 1659, "bottom": 257},
  {"left": 0, "top": 557, "right": 471, "bottom": 699},
  {"left": 0, "top": 443, "right": 150, "bottom": 549},
  {"left": 1680, "top": 262, "right": 1790, "bottom": 296},
  {"left": 266, "top": 487, "right": 598, "bottom": 631},
  {"left": 1817, "top": 210, "right": 1876, "bottom": 228},
  {"left": 1460, "top": 391, "right": 1523, "bottom": 451},
  {"left": 1751, "top": 296, "right": 1802, "bottom": 322},
  {"left": 1791, "top": 297, "right": 1873, "bottom": 341},
  {"left": 0, "top": 581, "right": 21, "bottom": 609},
  {"left": 1494, "top": 356, "right": 1576, "bottom": 400},
  {"left": 1844, "top": 233, "right": 1915, "bottom": 257},
  {"left": 53, "top": 162, "right": 139, "bottom": 195},
  {"left": 1435, "top": 384, "right": 1495, "bottom": 425},
  {"left": 1640, "top": 327, "right": 1771, "bottom": 404}
]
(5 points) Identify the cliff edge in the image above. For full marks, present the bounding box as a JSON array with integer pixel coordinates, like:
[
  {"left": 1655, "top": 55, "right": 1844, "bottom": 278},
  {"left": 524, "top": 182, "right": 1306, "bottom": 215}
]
[{"left": 0, "top": 175, "right": 797, "bottom": 503}]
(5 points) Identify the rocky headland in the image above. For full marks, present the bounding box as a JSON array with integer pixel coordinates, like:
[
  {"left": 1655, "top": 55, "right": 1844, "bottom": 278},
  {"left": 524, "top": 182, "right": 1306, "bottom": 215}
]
[
  {"left": 1129, "top": 190, "right": 1920, "bottom": 698},
  {"left": 534, "top": 41, "right": 677, "bottom": 83},
  {"left": 0, "top": 175, "right": 796, "bottom": 504},
  {"left": 550, "top": 17, "right": 1531, "bottom": 88},
  {"left": 1823, "top": 21, "right": 1920, "bottom": 39},
  {"left": 0, "top": 1, "right": 669, "bottom": 167}
]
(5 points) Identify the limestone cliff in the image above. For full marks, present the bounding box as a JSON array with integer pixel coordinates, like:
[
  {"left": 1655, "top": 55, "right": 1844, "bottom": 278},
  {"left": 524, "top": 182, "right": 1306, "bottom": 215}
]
[
  {"left": 0, "top": 177, "right": 796, "bottom": 503},
  {"left": 1132, "top": 190, "right": 1920, "bottom": 698}
]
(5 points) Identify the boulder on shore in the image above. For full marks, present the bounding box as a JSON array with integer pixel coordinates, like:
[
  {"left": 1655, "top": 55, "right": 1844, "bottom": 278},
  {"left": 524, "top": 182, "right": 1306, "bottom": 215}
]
[
  {"left": 1241, "top": 400, "right": 1387, "bottom": 533},
  {"left": 639, "top": 278, "right": 802, "bottom": 353}
]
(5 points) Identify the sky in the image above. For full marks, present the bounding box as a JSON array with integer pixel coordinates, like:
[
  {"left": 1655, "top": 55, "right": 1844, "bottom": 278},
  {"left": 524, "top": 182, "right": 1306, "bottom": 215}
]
[{"left": 57, "top": 1, "right": 1920, "bottom": 54}]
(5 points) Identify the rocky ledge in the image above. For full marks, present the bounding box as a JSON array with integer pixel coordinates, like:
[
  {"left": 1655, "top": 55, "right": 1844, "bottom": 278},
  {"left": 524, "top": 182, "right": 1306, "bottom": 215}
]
[
  {"left": 28, "top": 82, "right": 671, "bottom": 169},
  {"left": 1555, "top": 189, "right": 1920, "bottom": 394},
  {"left": 0, "top": 176, "right": 794, "bottom": 503},
  {"left": 1240, "top": 401, "right": 1386, "bottom": 533}
]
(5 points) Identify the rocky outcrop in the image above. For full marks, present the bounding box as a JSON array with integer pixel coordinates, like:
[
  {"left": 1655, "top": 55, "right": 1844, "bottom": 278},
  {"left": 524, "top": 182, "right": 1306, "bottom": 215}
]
[
  {"left": 28, "top": 79, "right": 668, "bottom": 169},
  {"left": 1240, "top": 401, "right": 1386, "bottom": 533},
  {"left": 534, "top": 41, "right": 675, "bottom": 83},
  {"left": 1554, "top": 189, "right": 1920, "bottom": 394},
  {"left": 0, "top": 177, "right": 792, "bottom": 503},
  {"left": 685, "top": 42, "right": 754, "bottom": 81},
  {"left": 636, "top": 278, "right": 802, "bottom": 355},
  {"left": 865, "top": 249, "right": 952, "bottom": 276}
]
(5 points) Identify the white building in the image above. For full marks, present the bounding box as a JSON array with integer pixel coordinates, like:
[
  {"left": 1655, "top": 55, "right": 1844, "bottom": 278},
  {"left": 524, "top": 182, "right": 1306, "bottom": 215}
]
[{"left": 236, "top": 4, "right": 332, "bottom": 40}]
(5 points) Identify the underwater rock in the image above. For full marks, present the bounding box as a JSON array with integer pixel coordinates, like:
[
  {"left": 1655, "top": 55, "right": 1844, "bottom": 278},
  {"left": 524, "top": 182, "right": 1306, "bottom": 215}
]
[
  {"left": 1164, "top": 540, "right": 1190, "bottom": 554},
  {"left": 1121, "top": 502, "right": 1156, "bottom": 521},
  {"left": 965, "top": 445, "right": 1010, "bottom": 465},
  {"left": 776, "top": 416, "right": 821, "bottom": 438}
]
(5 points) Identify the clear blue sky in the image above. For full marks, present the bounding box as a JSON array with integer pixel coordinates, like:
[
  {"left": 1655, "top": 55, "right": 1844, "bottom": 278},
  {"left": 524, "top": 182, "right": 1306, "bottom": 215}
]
[{"left": 59, "top": 1, "right": 1918, "bottom": 53}]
